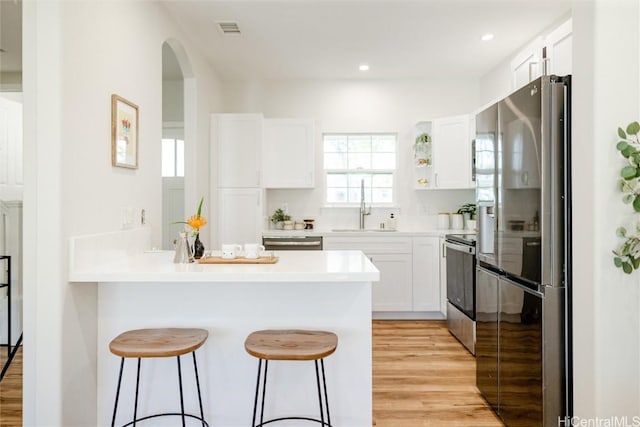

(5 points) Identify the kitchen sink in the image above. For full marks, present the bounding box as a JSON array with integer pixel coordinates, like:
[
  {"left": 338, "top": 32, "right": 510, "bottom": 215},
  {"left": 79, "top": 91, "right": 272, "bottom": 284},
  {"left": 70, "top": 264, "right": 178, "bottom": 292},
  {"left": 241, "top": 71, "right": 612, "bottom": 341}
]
[{"left": 331, "top": 228, "right": 397, "bottom": 232}]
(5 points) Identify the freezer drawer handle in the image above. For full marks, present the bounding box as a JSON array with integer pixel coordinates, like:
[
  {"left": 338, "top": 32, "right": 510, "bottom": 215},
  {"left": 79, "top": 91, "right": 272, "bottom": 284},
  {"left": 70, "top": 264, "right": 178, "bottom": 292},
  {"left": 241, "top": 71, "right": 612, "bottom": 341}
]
[{"left": 525, "top": 241, "right": 541, "bottom": 247}]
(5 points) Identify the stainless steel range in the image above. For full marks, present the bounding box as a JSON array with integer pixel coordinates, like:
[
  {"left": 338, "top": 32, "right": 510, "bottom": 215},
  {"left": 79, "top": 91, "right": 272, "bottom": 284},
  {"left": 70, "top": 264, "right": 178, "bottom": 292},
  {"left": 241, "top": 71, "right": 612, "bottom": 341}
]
[{"left": 445, "top": 233, "right": 476, "bottom": 355}]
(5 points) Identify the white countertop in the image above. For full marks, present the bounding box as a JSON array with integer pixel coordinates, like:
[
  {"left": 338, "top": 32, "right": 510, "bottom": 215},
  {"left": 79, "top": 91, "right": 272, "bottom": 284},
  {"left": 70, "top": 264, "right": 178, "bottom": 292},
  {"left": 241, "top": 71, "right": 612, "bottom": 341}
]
[
  {"left": 262, "top": 228, "right": 467, "bottom": 238},
  {"left": 70, "top": 249, "right": 380, "bottom": 283}
]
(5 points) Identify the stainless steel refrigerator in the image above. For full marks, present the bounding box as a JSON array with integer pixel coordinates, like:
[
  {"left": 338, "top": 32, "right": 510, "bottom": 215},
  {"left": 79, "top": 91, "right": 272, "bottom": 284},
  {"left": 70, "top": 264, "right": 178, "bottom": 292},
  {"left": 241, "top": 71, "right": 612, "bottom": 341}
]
[{"left": 475, "top": 75, "right": 572, "bottom": 427}]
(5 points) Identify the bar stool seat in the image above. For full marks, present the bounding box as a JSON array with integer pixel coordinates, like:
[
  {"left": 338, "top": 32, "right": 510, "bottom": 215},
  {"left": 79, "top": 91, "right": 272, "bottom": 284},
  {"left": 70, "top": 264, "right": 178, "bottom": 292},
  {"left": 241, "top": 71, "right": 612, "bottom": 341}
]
[
  {"left": 110, "top": 328, "right": 208, "bottom": 358},
  {"left": 109, "top": 328, "right": 209, "bottom": 427},
  {"left": 245, "top": 329, "right": 338, "bottom": 427}
]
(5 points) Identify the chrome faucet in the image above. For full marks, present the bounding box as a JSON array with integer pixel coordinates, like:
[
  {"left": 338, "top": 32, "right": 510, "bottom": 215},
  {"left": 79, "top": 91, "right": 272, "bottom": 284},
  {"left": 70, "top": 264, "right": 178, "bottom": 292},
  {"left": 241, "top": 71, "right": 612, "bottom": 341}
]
[{"left": 359, "top": 179, "right": 371, "bottom": 229}]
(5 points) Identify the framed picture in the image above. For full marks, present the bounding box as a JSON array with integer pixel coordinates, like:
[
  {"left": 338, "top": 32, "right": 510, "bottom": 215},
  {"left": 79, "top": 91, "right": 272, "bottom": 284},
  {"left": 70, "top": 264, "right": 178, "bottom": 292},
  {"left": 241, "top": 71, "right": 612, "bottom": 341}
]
[{"left": 111, "top": 94, "right": 139, "bottom": 169}]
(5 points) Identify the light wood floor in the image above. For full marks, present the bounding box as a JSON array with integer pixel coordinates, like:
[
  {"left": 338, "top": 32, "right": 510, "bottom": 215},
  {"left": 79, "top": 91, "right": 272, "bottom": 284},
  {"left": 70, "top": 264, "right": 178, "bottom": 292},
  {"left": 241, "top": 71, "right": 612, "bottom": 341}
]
[
  {"left": 0, "top": 347, "right": 22, "bottom": 427},
  {"left": 0, "top": 321, "right": 502, "bottom": 426},
  {"left": 373, "top": 320, "right": 503, "bottom": 427}
]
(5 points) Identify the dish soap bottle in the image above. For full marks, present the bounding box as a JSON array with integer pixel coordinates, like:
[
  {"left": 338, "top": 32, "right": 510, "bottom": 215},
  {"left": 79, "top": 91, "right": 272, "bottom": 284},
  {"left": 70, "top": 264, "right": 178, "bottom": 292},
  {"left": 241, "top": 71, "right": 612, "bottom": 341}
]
[{"left": 387, "top": 213, "right": 397, "bottom": 231}]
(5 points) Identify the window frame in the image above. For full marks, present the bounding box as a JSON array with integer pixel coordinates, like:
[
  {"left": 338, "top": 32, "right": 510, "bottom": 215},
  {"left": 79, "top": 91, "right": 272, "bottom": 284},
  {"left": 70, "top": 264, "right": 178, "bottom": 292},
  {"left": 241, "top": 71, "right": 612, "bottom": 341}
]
[{"left": 322, "top": 132, "right": 398, "bottom": 207}]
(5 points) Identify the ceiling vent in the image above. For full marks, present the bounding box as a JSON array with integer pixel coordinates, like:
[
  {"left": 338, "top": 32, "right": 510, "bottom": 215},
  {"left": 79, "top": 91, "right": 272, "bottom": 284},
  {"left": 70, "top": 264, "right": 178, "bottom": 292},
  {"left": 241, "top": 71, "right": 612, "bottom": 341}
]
[{"left": 217, "top": 21, "right": 241, "bottom": 35}]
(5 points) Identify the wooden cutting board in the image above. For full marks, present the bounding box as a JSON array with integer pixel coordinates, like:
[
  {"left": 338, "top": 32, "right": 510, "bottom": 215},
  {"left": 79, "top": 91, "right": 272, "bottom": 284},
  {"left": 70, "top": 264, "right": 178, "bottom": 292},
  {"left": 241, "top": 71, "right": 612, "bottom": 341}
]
[{"left": 198, "top": 256, "right": 279, "bottom": 264}]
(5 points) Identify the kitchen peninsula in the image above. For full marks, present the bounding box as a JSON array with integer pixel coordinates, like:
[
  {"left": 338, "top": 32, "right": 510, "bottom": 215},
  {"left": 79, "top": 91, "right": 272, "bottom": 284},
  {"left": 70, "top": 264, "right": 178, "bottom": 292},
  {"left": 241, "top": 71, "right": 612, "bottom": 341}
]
[{"left": 69, "top": 229, "right": 378, "bottom": 426}]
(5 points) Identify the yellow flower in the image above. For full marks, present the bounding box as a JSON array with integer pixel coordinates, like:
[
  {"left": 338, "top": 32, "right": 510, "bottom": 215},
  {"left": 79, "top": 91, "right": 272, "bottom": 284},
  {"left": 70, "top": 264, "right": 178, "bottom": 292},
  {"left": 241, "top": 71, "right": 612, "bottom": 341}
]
[
  {"left": 174, "top": 197, "right": 207, "bottom": 235},
  {"left": 187, "top": 214, "right": 207, "bottom": 231}
]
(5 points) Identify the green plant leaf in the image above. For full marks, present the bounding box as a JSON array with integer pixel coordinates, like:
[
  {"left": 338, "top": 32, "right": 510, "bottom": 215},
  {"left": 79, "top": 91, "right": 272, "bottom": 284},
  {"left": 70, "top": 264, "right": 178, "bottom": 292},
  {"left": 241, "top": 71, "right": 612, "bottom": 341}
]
[
  {"left": 614, "top": 257, "right": 623, "bottom": 267},
  {"left": 617, "top": 141, "right": 630, "bottom": 151},
  {"left": 627, "top": 122, "right": 640, "bottom": 135},
  {"left": 622, "top": 146, "right": 636, "bottom": 158},
  {"left": 633, "top": 196, "right": 640, "bottom": 212},
  {"left": 621, "top": 166, "right": 637, "bottom": 179},
  {"left": 633, "top": 257, "right": 640, "bottom": 270},
  {"left": 623, "top": 194, "right": 634, "bottom": 204},
  {"left": 623, "top": 262, "right": 633, "bottom": 274},
  {"left": 619, "top": 127, "right": 628, "bottom": 139},
  {"left": 617, "top": 227, "right": 628, "bottom": 237}
]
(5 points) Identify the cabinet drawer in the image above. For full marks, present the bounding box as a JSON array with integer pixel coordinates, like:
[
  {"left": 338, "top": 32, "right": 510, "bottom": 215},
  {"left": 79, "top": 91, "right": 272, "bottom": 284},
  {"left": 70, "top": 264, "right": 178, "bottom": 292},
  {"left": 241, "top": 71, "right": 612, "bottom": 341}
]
[{"left": 323, "top": 236, "right": 412, "bottom": 254}]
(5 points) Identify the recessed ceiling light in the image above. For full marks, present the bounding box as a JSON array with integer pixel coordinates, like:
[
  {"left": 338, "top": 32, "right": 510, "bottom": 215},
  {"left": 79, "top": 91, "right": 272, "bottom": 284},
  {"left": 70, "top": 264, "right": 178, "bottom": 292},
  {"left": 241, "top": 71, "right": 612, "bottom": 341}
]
[
  {"left": 359, "top": 64, "right": 370, "bottom": 72},
  {"left": 481, "top": 34, "right": 494, "bottom": 41}
]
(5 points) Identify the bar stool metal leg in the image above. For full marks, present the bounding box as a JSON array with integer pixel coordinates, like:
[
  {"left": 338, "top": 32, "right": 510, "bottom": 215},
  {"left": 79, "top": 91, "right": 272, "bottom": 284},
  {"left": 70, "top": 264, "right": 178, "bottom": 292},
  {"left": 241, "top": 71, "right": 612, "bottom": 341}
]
[
  {"left": 252, "top": 358, "right": 262, "bottom": 427},
  {"left": 111, "top": 358, "right": 125, "bottom": 427},
  {"left": 177, "top": 355, "right": 186, "bottom": 427},
  {"left": 260, "top": 360, "right": 269, "bottom": 426},
  {"left": 192, "top": 351, "right": 206, "bottom": 427},
  {"left": 321, "top": 359, "right": 331, "bottom": 426},
  {"left": 133, "top": 358, "right": 141, "bottom": 427},
  {"left": 314, "top": 361, "right": 325, "bottom": 426}
]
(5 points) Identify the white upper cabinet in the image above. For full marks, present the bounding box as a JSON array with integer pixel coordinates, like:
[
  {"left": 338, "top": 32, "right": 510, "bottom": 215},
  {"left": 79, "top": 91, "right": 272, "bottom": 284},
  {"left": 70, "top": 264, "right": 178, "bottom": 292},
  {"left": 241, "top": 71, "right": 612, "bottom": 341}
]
[
  {"left": 511, "top": 37, "right": 543, "bottom": 90},
  {"left": 431, "top": 115, "right": 472, "bottom": 189},
  {"left": 262, "top": 118, "right": 315, "bottom": 188},
  {"left": 510, "top": 19, "right": 572, "bottom": 91},
  {"left": 544, "top": 18, "right": 572, "bottom": 76},
  {"left": 213, "top": 114, "right": 263, "bottom": 188}
]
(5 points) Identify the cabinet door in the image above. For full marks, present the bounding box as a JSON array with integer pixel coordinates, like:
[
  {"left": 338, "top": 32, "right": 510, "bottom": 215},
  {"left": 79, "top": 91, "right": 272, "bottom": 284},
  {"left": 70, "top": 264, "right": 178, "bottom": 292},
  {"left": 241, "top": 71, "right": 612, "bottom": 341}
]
[
  {"left": 511, "top": 37, "right": 543, "bottom": 90},
  {"left": 213, "top": 114, "right": 262, "bottom": 188},
  {"left": 262, "top": 118, "right": 315, "bottom": 188},
  {"left": 369, "top": 253, "right": 413, "bottom": 312},
  {"left": 544, "top": 19, "right": 572, "bottom": 76},
  {"left": 411, "top": 237, "right": 441, "bottom": 312},
  {"left": 217, "top": 188, "right": 264, "bottom": 246},
  {"left": 432, "top": 115, "right": 472, "bottom": 189}
]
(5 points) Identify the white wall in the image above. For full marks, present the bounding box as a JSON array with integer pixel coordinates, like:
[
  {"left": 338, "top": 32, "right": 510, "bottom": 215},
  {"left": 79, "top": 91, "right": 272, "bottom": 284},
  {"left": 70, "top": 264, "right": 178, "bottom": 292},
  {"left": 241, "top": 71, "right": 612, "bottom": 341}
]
[
  {"left": 572, "top": 0, "right": 640, "bottom": 419},
  {"left": 222, "top": 78, "right": 478, "bottom": 230},
  {"left": 22, "top": 1, "right": 224, "bottom": 424},
  {"left": 162, "top": 80, "right": 184, "bottom": 123}
]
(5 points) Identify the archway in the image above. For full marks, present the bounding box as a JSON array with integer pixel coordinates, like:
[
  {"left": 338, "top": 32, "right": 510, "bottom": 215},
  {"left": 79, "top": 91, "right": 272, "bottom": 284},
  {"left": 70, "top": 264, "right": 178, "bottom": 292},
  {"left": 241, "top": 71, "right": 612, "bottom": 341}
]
[{"left": 161, "top": 39, "right": 195, "bottom": 249}]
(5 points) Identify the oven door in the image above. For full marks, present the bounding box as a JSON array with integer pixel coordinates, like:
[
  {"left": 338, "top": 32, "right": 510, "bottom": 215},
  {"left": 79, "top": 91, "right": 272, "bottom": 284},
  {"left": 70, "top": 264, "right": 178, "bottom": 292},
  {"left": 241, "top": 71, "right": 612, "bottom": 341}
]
[{"left": 445, "top": 240, "right": 476, "bottom": 319}]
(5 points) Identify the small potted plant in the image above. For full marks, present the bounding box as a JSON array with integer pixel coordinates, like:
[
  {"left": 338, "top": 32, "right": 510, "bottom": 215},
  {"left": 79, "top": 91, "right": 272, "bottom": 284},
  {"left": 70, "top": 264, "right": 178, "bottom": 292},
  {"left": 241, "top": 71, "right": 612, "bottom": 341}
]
[
  {"left": 414, "top": 133, "right": 432, "bottom": 167},
  {"left": 457, "top": 203, "right": 477, "bottom": 219},
  {"left": 270, "top": 208, "right": 291, "bottom": 230}
]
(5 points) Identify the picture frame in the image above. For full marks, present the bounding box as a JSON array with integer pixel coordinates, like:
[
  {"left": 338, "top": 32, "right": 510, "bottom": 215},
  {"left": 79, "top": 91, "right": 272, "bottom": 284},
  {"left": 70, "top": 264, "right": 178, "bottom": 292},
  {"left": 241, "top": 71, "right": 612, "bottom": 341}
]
[{"left": 111, "top": 94, "right": 139, "bottom": 169}]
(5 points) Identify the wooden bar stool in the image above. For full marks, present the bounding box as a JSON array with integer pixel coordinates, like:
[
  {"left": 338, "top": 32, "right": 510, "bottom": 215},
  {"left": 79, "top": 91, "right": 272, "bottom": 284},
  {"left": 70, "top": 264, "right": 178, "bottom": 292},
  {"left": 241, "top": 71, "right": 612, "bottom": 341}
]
[
  {"left": 244, "top": 329, "right": 338, "bottom": 427},
  {"left": 109, "top": 328, "right": 209, "bottom": 427}
]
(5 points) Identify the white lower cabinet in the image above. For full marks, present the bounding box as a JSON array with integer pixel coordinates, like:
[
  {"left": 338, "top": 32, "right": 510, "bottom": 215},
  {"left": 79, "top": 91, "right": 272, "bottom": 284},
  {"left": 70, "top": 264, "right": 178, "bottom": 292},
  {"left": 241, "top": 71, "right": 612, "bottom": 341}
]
[
  {"left": 369, "top": 253, "right": 413, "bottom": 311},
  {"left": 412, "top": 237, "right": 441, "bottom": 312},
  {"left": 324, "top": 235, "right": 443, "bottom": 315},
  {"left": 323, "top": 236, "right": 413, "bottom": 311}
]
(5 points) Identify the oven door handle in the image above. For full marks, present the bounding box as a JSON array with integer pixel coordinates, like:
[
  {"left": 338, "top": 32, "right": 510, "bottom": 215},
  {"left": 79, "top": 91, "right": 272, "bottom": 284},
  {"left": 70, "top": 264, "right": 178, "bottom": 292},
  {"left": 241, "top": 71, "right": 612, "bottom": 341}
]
[
  {"left": 445, "top": 240, "right": 476, "bottom": 255},
  {"left": 264, "top": 240, "right": 322, "bottom": 247}
]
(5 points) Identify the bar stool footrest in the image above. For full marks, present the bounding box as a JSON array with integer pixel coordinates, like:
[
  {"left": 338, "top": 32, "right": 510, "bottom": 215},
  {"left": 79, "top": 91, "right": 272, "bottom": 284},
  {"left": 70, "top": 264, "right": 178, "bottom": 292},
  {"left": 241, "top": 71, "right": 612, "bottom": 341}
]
[
  {"left": 119, "top": 412, "right": 209, "bottom": 427},
  {"left": 255, "top": 416, "right": 332, "bottom": 427}
]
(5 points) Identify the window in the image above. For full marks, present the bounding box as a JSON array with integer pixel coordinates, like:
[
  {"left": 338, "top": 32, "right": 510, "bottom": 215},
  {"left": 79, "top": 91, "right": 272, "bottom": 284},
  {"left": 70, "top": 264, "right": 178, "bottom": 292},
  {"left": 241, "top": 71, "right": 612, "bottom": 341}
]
[
  {"left": 161, "top": 138, "right": 184, "bottom": 177},
  {"left": 323, "top": 133, "right": 396, "bottom": 205}
]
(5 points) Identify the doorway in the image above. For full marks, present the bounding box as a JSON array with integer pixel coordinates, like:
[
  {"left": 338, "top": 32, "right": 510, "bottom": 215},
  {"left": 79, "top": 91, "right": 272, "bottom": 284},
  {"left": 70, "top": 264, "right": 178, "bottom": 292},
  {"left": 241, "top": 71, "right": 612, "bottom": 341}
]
[{"left": 161, "top": 42, "right": 185, "bottom": 249}]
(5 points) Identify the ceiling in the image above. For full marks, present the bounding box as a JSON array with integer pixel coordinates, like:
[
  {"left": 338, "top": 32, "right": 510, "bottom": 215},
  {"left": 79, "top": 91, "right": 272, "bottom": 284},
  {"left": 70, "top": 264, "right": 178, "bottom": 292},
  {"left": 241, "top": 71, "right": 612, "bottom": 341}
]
[
  {"left": 2, "top": 1, "right": 573, "bottom": 82},
  {"left": 161, "top": 0, "right": 572, "bottom": 81}
]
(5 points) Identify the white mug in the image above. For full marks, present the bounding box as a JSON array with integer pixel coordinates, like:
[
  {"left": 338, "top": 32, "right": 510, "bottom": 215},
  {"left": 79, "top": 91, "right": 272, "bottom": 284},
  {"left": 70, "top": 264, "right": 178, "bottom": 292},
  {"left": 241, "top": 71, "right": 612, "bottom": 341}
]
[
  {"left": 221, "top": 244, "right": 242, "bottom": 259},
  {"left": 244, "top": 243, "right": 265, "bottom": 259}
]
